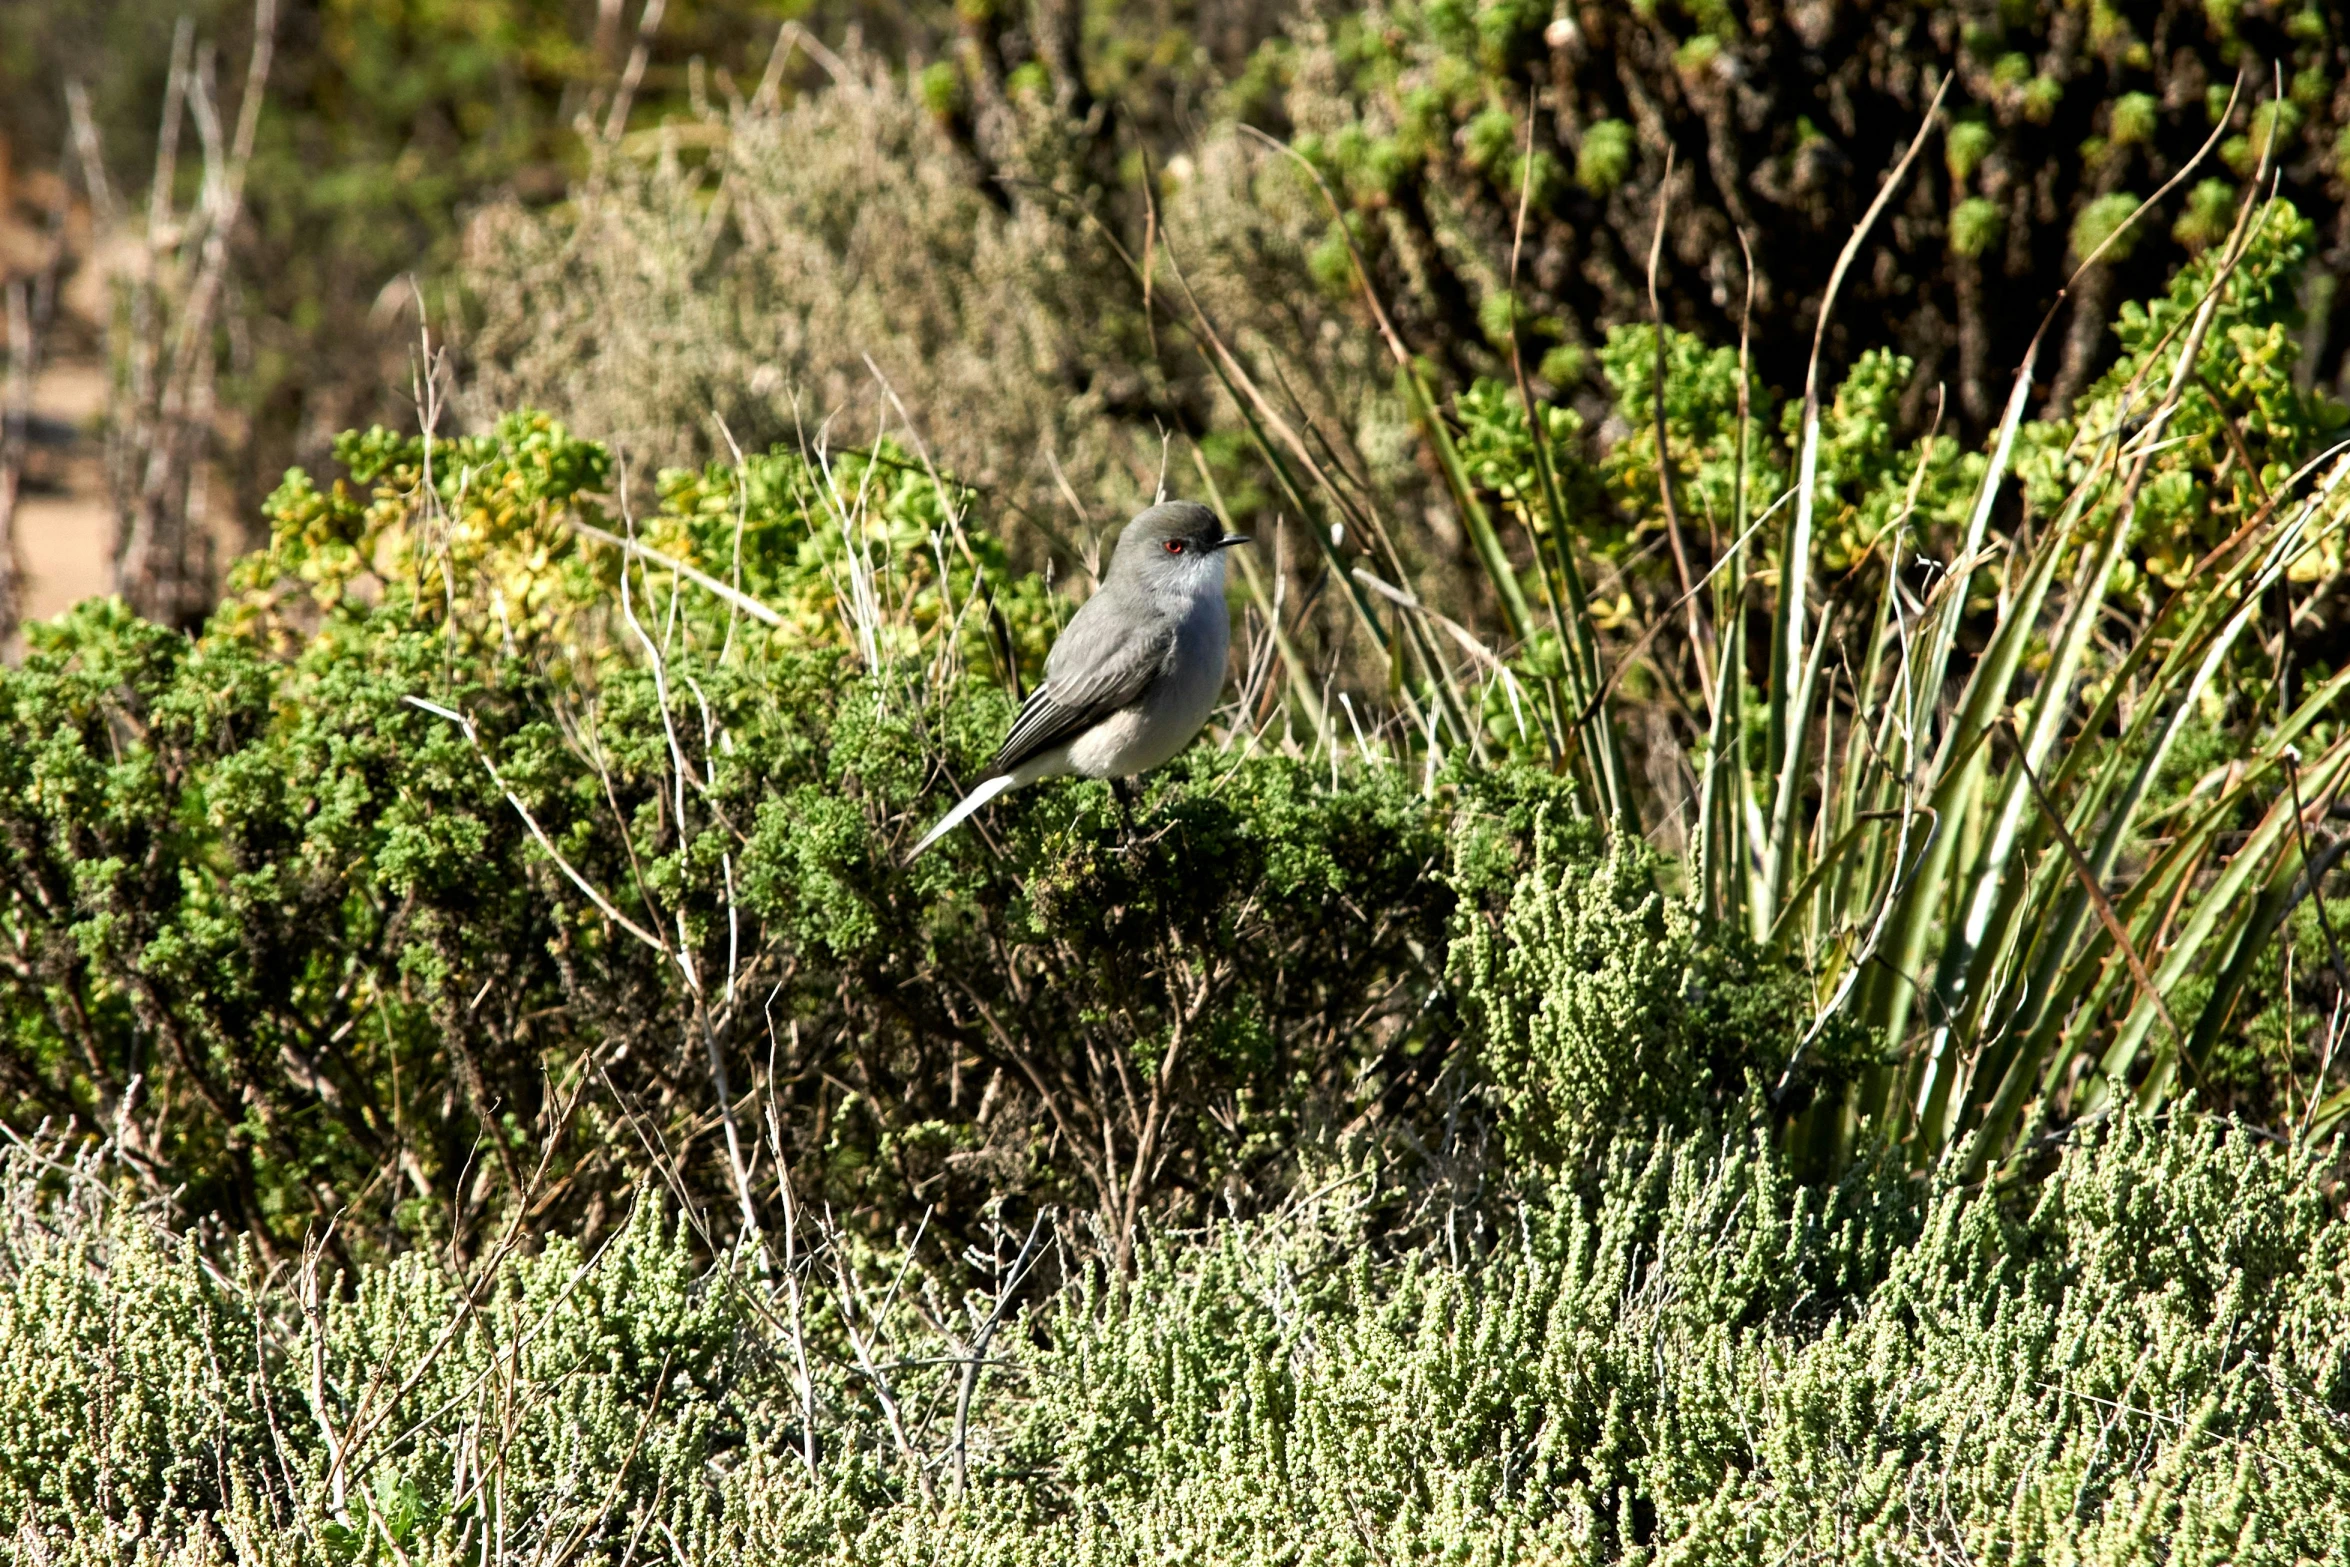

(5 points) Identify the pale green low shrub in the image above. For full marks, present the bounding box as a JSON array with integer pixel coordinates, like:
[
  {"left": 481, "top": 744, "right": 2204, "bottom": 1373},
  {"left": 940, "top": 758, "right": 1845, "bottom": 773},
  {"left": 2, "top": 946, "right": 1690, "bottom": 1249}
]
[{"left": 5, "top": 1112, "right": 2343, "bottom": 1564}]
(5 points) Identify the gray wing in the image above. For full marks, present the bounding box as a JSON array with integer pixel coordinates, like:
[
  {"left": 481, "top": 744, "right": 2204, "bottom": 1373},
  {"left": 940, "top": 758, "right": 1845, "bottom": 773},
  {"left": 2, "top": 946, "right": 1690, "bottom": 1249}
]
[{"left": 992, "top": 590, "right": 1174, "bottom": 775}]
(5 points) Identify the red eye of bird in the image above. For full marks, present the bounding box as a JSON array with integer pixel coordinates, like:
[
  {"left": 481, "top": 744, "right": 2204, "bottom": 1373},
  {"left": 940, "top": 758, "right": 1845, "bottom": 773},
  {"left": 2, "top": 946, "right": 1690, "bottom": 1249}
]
[{"left": 1163, "top": 539, "right": 1185, "bottom": 555}]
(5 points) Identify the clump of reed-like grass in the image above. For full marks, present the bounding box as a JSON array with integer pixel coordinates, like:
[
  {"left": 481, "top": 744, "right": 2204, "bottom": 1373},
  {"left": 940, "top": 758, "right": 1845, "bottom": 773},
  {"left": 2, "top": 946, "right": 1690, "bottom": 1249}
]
[{"left": 1202, "top": 94, "right": 2350, "bottom": 1174}]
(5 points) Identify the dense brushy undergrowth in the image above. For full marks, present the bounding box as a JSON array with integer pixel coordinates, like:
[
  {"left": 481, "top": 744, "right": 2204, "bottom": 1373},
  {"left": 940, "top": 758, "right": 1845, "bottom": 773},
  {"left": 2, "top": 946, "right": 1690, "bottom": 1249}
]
[
  {"left": 1450, "top": 815, "right": 1851, "bottom": 1165},
  {"left": 6, "top": 1112, "right": 2345, "bottom": 1564},
  {"left": 15, "top": 194, "right": 2350, "bottom": 1258},
  {"left": 0, "top": 589, "right": 1444, "bottom": 1260},
  {"left": 444, "top": 5, "right": 2350, "bottom": 1189},
  {"left": 23, "top": 22, "right": 2350, "bottom": 1543},
  {"left": 4, "top": 390, "right": 2342, "bottom": 1558},
  {"left": 0, "top": 415, "right": 1834, "bottom": 1265}
]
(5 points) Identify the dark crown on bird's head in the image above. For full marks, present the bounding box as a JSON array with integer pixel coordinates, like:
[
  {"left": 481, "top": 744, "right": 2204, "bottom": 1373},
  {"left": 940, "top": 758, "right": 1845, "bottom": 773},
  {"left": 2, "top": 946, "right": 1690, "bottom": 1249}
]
[{"left": 1111, "top": 501, "right": 1248, "bottom": 577}]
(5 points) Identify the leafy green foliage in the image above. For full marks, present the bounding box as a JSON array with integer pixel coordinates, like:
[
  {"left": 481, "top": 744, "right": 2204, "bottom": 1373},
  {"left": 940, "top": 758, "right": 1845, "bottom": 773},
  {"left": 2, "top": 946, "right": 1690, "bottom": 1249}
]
[
  {"left": 2027, "top": 201, "right": 2350, "bottom": 589},
  {"left": 0, "top": 416, "right": 1485, "bottom": 1260},
  {"left": 1595, "top": 324, "right": 1779, "bottom": 551},
  {"left": 1421, "top": 196, "right": 2350, "bottom": 1178}
]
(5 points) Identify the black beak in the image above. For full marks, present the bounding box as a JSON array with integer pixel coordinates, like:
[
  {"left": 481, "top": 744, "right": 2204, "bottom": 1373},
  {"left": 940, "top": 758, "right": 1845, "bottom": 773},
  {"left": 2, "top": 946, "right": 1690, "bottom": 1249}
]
[{"left": 1216, "top": 533, "right": 1252, "bottom": 550}]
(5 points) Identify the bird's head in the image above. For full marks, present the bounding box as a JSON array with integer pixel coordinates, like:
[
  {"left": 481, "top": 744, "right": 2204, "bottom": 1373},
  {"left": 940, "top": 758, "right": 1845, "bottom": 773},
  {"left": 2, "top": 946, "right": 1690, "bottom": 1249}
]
[{"left": 1109, "top": 500, "right": 1250, "bottom": 591}]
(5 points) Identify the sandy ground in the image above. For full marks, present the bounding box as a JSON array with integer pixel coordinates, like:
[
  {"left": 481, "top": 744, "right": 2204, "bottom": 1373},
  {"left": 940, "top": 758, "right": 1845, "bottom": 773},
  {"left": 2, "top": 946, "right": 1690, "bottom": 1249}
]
[
  {"left": 18, "top": 358, "right": 113, "bottom": 625},
  {"left": 7, "top": 170, "right": 260, "bottom": 634}
]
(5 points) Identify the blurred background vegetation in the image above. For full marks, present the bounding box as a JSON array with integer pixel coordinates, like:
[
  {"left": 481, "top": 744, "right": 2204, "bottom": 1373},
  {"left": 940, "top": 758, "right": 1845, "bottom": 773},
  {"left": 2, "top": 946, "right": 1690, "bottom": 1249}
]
[{"left": 10, "top": 0, "right": 2350, "bottom": 614}]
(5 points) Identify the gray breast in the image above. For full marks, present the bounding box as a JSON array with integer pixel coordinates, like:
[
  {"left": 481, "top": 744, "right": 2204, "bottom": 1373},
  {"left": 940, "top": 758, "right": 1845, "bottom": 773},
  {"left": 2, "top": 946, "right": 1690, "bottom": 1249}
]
[{"left": 1065, "top": 583, "right": 1228, "bottom": 779}]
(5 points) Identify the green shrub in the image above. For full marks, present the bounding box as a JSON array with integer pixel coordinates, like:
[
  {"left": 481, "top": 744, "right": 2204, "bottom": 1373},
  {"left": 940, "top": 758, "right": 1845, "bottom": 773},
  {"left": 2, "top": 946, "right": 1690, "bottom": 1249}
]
[
  {"left": 1448, "top": 810, "right": 1841, "bottom": 1161},
  {"left": 2027, "top": 200, "right": 2350, "bottom": 585},
  {"left": 4, "top": 1112, "right": 2342, "bottom": 1562},
  {"left": 0, "top": 416, "right": 1482, "bottom": 1260},
  {"left": 27, "top": 214, "right": 2350, "bottom": 1252}
]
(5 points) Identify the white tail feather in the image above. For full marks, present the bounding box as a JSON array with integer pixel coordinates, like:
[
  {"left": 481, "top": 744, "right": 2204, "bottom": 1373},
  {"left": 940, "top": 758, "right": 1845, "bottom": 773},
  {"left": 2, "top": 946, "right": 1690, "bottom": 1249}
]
[{"left": 910, "top": 773, "right": 1018, "bottom": 857}]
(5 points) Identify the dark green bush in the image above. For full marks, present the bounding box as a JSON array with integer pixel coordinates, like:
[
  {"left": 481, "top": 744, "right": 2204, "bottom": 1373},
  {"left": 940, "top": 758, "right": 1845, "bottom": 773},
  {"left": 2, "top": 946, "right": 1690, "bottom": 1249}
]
[
  {"left": 0, "top": 416, "right": 1803, "bottom": 1265},
  {"left": 0, "top": 594, "right": 1461, "bottom": 1261},
  {"left": 0, "top": 582, "right": 1833, "bottom": 1261}
]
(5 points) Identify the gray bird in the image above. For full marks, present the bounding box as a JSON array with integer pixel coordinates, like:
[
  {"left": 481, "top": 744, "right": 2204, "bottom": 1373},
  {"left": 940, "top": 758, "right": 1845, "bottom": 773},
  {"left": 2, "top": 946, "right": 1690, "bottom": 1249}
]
[{"left": 911, "top": 500, "right": 1249, "bottom": 856}]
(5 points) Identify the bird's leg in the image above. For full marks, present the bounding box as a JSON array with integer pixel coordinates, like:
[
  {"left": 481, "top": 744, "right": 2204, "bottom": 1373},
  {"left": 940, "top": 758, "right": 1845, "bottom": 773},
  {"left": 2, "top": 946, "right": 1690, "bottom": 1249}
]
[{"left": 1108, "top": 776, "right": 1137, "bottom": 842}]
